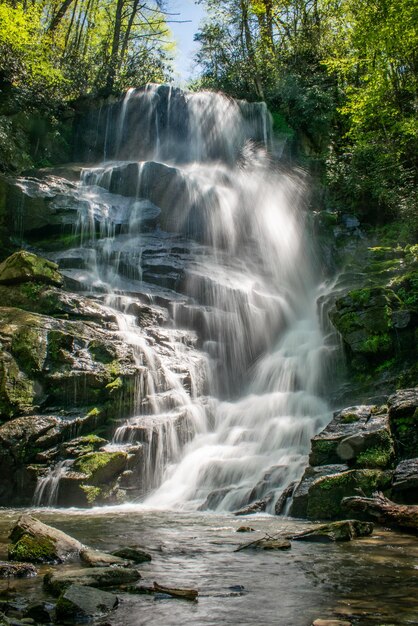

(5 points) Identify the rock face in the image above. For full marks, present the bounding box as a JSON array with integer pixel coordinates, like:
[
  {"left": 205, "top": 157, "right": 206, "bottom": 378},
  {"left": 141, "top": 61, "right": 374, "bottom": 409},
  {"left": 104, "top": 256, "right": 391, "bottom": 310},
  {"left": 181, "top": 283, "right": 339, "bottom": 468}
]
[
  {"left": 8, "top": 514, "right": 84, "bottom": 563},
  {"left": 0, "top": 237, "right": 208, "bottom": 507},
  {"left": 290, "top": 389, "right": 418, "bottom": 520},
  {"left": 388, "top": 388, "right": 418, "bottom": 460},
  {"left": 327, "top": 241, "right": 417, "bottom": 401}
]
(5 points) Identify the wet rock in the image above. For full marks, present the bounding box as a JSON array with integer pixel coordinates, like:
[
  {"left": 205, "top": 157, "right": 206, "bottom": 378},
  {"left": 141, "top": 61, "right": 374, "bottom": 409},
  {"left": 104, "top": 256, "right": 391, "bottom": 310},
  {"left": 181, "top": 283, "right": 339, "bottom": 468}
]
[
  {"left": 23, "top": 602, "right": 55, "bottom": 624},
  {"left": 0, "top": 252, "right": 62, "bottom": 287},
  {"left": 274, "top": 481, "right": 296, "bottom": 515},
  {"left": 309, "top": 405, "right": 394, "bottom": 469},
  {"left": 388, "top": 388, "right": 418, "bottom": 460},
  {"left": 239, "top": 538, "right": 291, "bottom": 551},
  {"left": 0, "top": 562, "right": 37, "bottom": 578},
  {"left": 44, "top": 566, "right": 141, "bottom": 596},
  {"left": 56, "top": 584, "right": 118, "bottom": 621},
  {"left": 80, "top": 548, "right": 129, "bottom": 567},
  {"left": 236, "top": 527, "right": 255, "bottom": 533},
  {"left": 291, "top": 520, "right": 374, "bottom": 542},
  {"left": 391, "top": 458, "right": 418, "bottom": 504},
  {"left": 304, "top": 468, "right": 392, "bottom": 520},
  {"left": 290, "top": 465, "right": 349, "bottom": 518},
  {"left": 111, "top": 547, "right": 152, "bottom": 563},
  {"left": 8, "top": 514, "right": 83, "bottom": 563},
  {"left": 152, "top": 582, "right": 198, "bottom": 601},
  {"left": 234, "top": 495, "right": 273, "bottom": 516},
  {"left": 312, "top": 619, "right": 351, "bottom": 626}
]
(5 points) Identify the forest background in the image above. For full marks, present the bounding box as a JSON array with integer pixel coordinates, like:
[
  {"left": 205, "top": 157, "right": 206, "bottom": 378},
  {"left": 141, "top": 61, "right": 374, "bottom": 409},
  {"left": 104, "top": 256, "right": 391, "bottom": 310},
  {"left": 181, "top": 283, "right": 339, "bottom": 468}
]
[{"left": 0, "top": 0, "right": 417, "bottom": 231}]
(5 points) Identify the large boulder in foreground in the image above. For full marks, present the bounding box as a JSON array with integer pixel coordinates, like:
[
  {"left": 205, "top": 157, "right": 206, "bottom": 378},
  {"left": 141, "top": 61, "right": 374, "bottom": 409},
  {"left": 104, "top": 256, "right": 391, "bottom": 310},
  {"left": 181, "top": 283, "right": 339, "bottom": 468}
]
[
  {"left": 8, "top": 514, "right": 83, "bottom": 563},
  {"left": 56, "top": 584, "right": 118, "bottom": 621},
  {"left": 0, "top": 251, "right": 62, "bottom": 287}
]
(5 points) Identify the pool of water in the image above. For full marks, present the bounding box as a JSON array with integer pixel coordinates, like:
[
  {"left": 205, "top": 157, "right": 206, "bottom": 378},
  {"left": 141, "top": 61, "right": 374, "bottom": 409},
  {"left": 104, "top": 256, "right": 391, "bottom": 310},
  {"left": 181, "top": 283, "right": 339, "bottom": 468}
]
[{"left": 0, "top": 507, "right": 416, "bottom": 625}]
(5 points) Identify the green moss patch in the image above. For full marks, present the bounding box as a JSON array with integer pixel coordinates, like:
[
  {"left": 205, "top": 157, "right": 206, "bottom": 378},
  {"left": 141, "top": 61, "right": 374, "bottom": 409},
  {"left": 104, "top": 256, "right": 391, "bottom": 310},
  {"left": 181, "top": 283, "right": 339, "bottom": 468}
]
[
  {"left": 306, "top": 469, "right": 392, "bottom": 520},
  {"left": 8, "top": 534, "right": 56, "bottom": 563}
]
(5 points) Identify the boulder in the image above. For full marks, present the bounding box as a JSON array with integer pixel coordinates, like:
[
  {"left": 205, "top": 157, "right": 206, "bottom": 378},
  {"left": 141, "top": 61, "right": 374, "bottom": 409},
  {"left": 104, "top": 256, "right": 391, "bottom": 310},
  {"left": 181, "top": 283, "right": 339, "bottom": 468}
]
[
  {"left": 309, "top": 405, "right": 394, "bottom": 469},
  {"left": 291, "top": 520, "right": 374, "bottom": 542},
  {"left": 0, "top": 252, "right": 62, "bottom": 287},
  {"left": 388, "top": 388, "right": 418, "bottom": 460},
  {"left": 23, "top": 602, "right": 55, "bottom": 624},
  {"left": 304, "top": 468, "right": 392, "bottom": 520},
  {"left": 0, "top": 562, "right": 37, "bottom": 578},
  {"left": 111, "top": 546, "right": 152, "bottom": 563},
  {"left": 8, "top": 514, "right": 83, "bottom": 563},
  {"left": 290, "top": 465, "right": 349, "bottom": 518},
  {"left": 80, "top": 548, "right": 129, "bottom": 568},
  {"left": 56, "top": 584, "right": 118, "bottom": 620},
  {"left": 44, "top": 566, "right": 141, "bottom": 596},
  {"left": 392, "top": 458, "right": 418, "bottom": 503},
  {"left": 234, "top": 495, "right": 273, "bottom": 516}
]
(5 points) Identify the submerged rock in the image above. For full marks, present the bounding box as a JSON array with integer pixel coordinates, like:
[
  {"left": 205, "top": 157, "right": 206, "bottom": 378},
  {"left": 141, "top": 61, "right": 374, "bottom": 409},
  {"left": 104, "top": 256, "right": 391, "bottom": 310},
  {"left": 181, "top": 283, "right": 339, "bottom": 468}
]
[
  {"left": 56, "top": 584, "right": 118, "bottom": 621},
  {"left": 291, "top": 520, "right": 374, "bottom": 542},
  {"left": 80, "top": 548, "right": 129, "bottom": 568},
  {"left": 44, "top": 566, "right": 141, "bottom": 596},
  {"left": 8, "top": 514, "right": 83, "bottom": 563},
  {"left": 111, "top": 546, "right": 152, "bottom": 563}
]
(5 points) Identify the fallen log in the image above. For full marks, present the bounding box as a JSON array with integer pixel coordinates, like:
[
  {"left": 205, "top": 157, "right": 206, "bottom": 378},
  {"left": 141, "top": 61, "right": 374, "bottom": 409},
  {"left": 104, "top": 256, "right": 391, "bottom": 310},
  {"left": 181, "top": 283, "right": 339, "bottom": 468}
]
[
  {"left": 341, "top": 491, "right": 418, "bottom": 531},
  {"left": 153, "top": 582, "right": 198, "bottom": 600}
]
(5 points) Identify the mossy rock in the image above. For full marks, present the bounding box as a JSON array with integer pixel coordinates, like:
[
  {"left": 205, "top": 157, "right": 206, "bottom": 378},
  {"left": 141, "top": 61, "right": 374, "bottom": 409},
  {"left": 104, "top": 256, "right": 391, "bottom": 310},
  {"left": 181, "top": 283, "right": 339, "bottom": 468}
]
[
  {"left": 8, "top": 534, "right": 57, "bottom": 563},
  {"left": 0, "top": 352, "right": 35, "bottom": 419},
  {"left": 388, "top": 389, "right": 418, "bottom": 460},
  {"left": 0, "top": 251, "right": 62, "bottom": 287},
  {"left": 73, "top": 450, "right": 127, "bottom": 485},
  {"left": 306, "top": 469, "right": 392, "bottom": 520}
]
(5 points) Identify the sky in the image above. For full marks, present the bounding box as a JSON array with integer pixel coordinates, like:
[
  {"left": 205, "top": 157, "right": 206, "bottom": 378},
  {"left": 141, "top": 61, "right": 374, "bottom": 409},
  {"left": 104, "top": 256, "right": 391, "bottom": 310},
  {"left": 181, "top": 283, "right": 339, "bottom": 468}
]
[{"left": 167, "top": 0, "right": 206, "bottom": 83}]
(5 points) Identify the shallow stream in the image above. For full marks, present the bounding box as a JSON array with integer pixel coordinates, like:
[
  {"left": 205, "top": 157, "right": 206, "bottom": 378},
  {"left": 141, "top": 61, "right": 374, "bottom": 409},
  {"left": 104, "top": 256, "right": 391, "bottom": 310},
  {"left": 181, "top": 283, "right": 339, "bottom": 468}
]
[{"left": 0, "top": 508, "right": 416, "bottom": 625}]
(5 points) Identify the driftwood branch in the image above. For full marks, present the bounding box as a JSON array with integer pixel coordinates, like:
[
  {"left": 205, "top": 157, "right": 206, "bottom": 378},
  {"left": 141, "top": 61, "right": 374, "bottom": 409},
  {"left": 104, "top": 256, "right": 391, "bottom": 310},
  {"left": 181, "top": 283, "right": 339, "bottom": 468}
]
[{"left": 342, "top": 491, "right": 418, "bottom": 531}]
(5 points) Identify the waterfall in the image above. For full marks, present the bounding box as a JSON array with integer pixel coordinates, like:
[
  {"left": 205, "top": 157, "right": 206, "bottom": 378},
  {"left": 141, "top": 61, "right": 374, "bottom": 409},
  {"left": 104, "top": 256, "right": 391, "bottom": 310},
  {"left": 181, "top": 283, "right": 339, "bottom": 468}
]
[{"left": 42, "top": 84, "right": 335, "bottom": 511}]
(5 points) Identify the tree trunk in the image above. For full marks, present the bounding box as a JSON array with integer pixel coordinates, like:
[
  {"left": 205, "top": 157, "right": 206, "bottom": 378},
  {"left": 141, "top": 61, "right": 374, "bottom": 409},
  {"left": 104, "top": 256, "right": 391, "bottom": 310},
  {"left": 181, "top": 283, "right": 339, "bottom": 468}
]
[{"left": 342, "top": 492, "right": 418, "bottom": 531}]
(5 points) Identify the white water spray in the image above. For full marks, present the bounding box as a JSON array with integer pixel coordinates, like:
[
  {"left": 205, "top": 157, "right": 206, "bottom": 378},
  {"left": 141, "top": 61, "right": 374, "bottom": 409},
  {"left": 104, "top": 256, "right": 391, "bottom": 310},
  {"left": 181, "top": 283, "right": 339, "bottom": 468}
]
[{"left": 32, "top": 85, "right": 335, "bottom": 511}]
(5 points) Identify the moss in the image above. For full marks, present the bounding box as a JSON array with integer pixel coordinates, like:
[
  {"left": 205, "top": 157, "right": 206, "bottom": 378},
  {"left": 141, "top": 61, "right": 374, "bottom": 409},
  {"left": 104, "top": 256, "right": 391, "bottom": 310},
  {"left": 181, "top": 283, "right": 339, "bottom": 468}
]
[
  {"left": 73, "top": 450, "right": 127, "bottom": 484},
  {"left": 80, "top": 484, "right": 102, "bottom": 504},
  {"left": 390, "top": 408, "right": 418, "bottom": 459},
  {"left": 8, "top": 534, "right": 56, "bottom": 563},
  {"left": 105, "top": 377, "right": 123, "bottom": 393},
  {"left": 0, "top": 251, "right": 62, "bottom": 287},
  {"left": 306, "top": 469, "right": 392, "bottom": 520},
  {"left": 11, "top": 323, "right": 47, "bottom": 374},
  {"left": 355, "top": 446, "right": 393, "bottom": 469},
  {"left": 89, "top": 341, "right": 116, "bottom": 364},
  {"left": 340, "top": 412, "right": 362, "bottom": 423},
  {"left": 309, "top": 439, "right": 338, "bottom": 466},
  {"left": 358, "top": 333, "right": 392, "bottom": 354},
  {"left": 0, "top": 354, "right": 35, "bottom": 419}
]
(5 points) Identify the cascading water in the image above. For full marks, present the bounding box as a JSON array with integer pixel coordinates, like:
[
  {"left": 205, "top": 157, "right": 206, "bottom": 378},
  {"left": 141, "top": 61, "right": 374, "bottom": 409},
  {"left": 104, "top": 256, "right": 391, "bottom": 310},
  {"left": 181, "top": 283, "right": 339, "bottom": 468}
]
[{"left": 33, "top": 84, "right": 336, "bottom": 511}]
